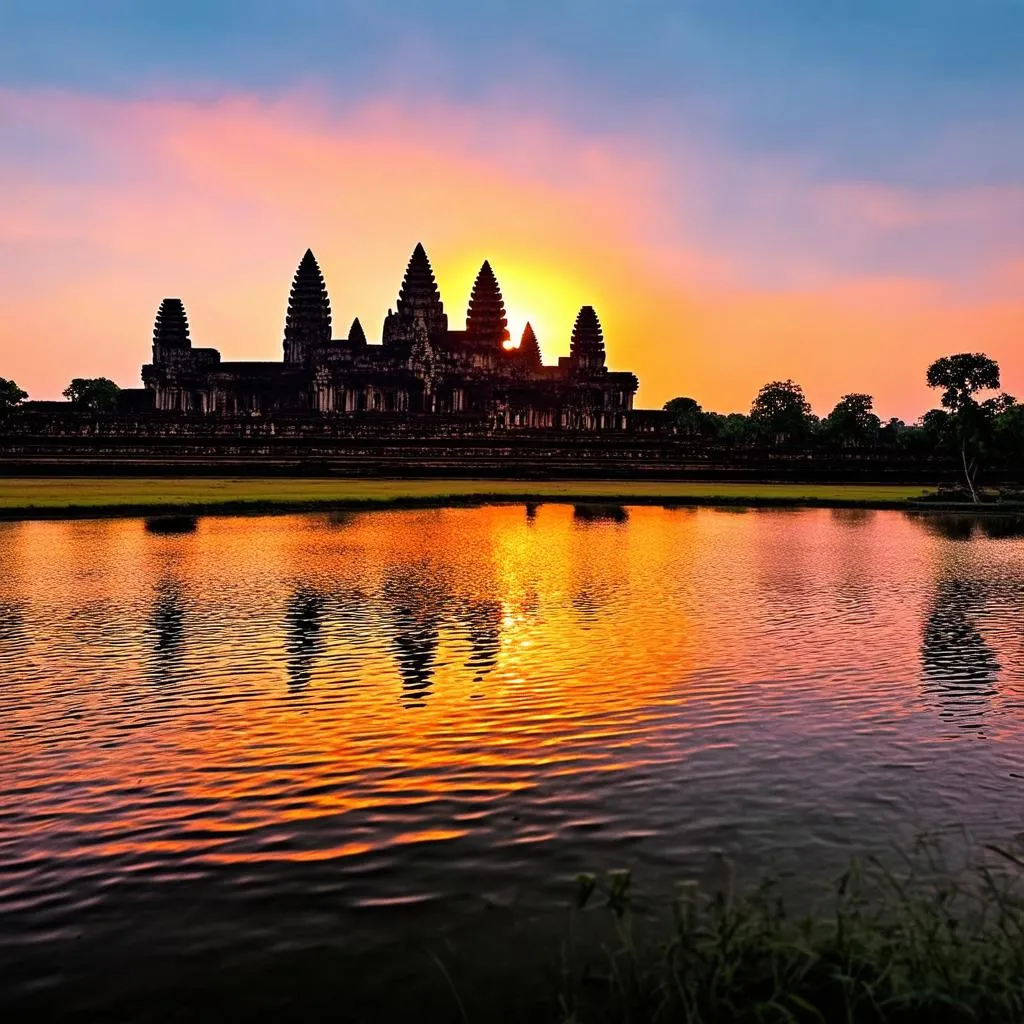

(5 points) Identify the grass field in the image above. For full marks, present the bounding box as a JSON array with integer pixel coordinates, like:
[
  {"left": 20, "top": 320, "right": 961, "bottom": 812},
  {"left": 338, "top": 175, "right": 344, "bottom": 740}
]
[{"left": 0, "top": 477, "right": 936, "bottom": 518}]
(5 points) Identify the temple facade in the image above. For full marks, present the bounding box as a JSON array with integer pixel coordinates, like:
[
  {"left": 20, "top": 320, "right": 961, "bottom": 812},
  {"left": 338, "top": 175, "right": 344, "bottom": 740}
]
[{"left": 142, "top": 244, "right": 639, "bottom": 430}]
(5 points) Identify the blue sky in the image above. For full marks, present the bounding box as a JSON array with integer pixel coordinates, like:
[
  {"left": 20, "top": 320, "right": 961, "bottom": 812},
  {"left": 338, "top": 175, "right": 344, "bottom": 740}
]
[{"left": 4, "top": 1, "right": 1024, "bottom": 184}]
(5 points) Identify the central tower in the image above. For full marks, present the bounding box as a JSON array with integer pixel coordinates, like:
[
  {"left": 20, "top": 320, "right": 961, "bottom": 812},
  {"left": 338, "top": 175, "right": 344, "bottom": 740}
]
[{"left": 382, "top": 243, "right": 448, "bottom": 351}]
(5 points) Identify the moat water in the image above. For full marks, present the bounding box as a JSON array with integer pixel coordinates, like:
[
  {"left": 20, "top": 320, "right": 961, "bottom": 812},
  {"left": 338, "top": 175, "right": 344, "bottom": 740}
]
[{"left": 2, "top": 505, "right": 1023, "bottom": 1019}]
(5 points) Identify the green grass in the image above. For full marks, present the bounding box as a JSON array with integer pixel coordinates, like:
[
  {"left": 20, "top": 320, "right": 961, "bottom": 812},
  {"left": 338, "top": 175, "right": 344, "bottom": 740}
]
[
  {"left": 557, "top": 844, "right": 1024, "bottom": 1023},
  {"left": 0, "top": 478, "right": 936, "bottom": 518}
]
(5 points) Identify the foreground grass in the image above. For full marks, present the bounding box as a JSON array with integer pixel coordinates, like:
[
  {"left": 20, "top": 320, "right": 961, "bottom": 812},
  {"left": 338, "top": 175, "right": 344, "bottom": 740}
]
[
  {"left": 0, "top": 477, "right": 935, "bottom": 518},
  {"left": 559, "top": 848, "right": 1024, "bottom": 1024}
]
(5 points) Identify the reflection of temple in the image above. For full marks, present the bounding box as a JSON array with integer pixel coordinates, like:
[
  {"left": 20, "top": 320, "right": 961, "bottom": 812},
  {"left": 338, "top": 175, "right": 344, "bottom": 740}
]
[
  {"left": 921, "top": 578, "right": 999, "bottom": 730},
  {"left": 148, "top": 580, "right": 184, "bottom": 683},
  {"left": 285, "top": 586, "right": 326, "bottom": 691},
  {"left": 462, "top": 599, "right": 502, "bottom": 681},
  {"left": 391, "top": 607, "right": 440, "bottom": 705},
  {"left": 142, "top": 244, "right": 639, "bottom": 429},
  {"left": 572, "top": 503, "right": 629, "bottom": 524},
  {"left": 152, "top": 581, "right": 184, "bottom": 655}
]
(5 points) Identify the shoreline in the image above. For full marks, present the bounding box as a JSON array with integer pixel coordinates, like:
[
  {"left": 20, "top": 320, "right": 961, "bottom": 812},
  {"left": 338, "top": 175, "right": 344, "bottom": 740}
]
[{"left": 0, "top": 477, "right": 1020, "bottom": 521}]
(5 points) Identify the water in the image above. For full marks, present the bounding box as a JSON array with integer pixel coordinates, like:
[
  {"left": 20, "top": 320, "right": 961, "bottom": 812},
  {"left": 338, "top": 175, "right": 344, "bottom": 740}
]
[{"left": 1, "top": 505, "right": 1023, "bottom": 1018}]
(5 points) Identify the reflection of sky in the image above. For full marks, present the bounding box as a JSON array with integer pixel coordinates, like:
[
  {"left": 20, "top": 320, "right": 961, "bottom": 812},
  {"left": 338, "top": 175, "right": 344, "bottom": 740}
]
[
  {"left": 1, "top": 507, "right": 1024, "bottom": 928},
  {"left": 2, "top": 2, "right": 1023, "bottom": 415}
]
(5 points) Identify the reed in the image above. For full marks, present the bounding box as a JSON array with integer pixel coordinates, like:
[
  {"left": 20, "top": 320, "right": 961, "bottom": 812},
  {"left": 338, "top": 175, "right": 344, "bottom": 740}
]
[{"left": 558, "top": 842, "right": 1024, "bottom": 1023}]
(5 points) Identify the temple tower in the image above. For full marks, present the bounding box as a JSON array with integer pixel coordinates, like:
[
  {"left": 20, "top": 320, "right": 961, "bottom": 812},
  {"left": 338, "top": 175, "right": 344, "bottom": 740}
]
[
  {"left": 569, "top": 305, "right": 606, "bottom": 374},
  {"left": 348, "top": 317, "right": 367, "bottom": 348},
  {"left": 383, "top": 243, "right": 448, "bottom": 350},
  {"left": 465, "top": 260, "right": 510, "bottom": 352},
  {"left": 283, "top": 249, "right": 332, "bottom": 365},
  {"left": 517, "top": 321, "right": 542, "bottom": 370},
  {"left": 152, "top": 298, "right": 191, "bottom": 365}
]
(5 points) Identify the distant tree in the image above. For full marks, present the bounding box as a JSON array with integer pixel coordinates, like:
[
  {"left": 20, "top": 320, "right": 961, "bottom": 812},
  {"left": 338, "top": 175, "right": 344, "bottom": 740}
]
[
  {"left": 824, "top": 393, "right": 881, "bottom": 447},
  {"left": 663, "top": 396, "right": 704, "bottom": 436},
  {"left": 719, "top": 412, "right": 752, "bottom": 443},
  {"left": 62, "top": 377, "right": 121, "bottom": 413},
  {"left": 879, "top": 417, "right": 906, "bottom": 446},
  {"left": 992, "top": 397, "right": 1024, "bottom": 475},
  {"left": 926, "top": 353, "right": 1001, "bottom": 502},
  {"left": 698, "top": 411, "right": 752, "bottom": 444},
  {"left": 749, "top": 380, "right": 813, "bottom": 444},
  {"left": 0, "top": 377, "right": 28, "bottom": 412}
]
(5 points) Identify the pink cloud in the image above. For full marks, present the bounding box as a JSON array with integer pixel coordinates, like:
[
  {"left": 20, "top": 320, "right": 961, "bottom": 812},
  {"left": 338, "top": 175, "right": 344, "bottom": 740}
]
[{"left": 0, "top": 88, "right": 1022, "bottom": 420}]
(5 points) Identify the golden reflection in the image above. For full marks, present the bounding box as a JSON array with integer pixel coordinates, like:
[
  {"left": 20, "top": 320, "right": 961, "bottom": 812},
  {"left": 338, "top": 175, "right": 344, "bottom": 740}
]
[{"left": 1, "top": 506, "right": 1022, "bottom": 869}]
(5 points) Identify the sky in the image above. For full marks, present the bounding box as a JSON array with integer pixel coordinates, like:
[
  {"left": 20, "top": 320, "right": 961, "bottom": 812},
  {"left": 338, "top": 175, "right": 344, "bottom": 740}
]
[{"left": 1, "top": 1, "right": 1023, "bottom": 417}]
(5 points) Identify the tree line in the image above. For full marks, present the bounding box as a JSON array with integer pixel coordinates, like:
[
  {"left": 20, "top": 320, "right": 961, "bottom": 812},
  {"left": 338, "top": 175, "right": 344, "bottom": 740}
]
[
  {"left": 663, "top": 353, "right": 1021, "bottom": 499},
  {"left": 1, "top": 354, "right": 1021, "bottom": 499},
  {"left": 0, "top": 377, "right": 121, "bottom": 413}
]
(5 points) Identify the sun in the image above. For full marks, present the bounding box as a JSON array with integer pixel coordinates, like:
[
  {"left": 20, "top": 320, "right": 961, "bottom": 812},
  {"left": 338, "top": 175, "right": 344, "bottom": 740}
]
[{"left": 502, "top": 304, "right": 530, "bottom": 350}]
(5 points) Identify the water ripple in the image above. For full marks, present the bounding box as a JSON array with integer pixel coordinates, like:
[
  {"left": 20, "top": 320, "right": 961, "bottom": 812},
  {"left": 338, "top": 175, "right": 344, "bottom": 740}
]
[{"left": 0, "top": 506, "right": 1022, "bottom": 1002}]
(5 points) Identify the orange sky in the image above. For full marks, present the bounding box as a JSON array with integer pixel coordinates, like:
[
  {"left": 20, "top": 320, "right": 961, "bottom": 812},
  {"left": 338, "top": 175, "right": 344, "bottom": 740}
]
[{"left": 1, "top": 89, "right": 1022, "bottom": 418}]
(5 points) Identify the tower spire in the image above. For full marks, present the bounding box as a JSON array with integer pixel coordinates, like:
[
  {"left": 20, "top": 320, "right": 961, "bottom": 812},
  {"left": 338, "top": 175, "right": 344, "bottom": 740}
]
[
  {"left": 569, "top": 305, "right": 606, "bottom": 373},
  {"left": 348, "top": 316, "right": 367, "bottom": 348},
  {"left": 152, "top": 298, "right": 191, "bottom": 364},
  {"left": 398, "top": 243, "right": 444, "bottom": 319},
  {"left": 517, "top": 321, "right": 542, "bottom": 369},
  {"left": 465, "top": 260, "right": 510, "bottom": 352},
  {"left": 383, "top": 242, "right": 448, "bottom": 349},
  {"left": 283, "top": 248, "right": 331, "bottom": 365}
]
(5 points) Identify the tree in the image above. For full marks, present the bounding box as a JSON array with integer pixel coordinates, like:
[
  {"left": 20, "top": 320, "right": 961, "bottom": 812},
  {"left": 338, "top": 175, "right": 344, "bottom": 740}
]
[
  {"left": 925, "top": 353, "right": 1001, "bottom": 502},
  {"left": 749, "top": 380, "right": 813, "bottom": 444},
  {"left": 879, "top": 417, "right": 906, "bottom": 447},
  {"left": 824, "top": 393, "right": 881, "bottom": 447},
  {"left": 663, "top": 396, "right": 704, "bottom": 436},
  {"left": 992, "top": 398, "right": 1024, "bottom": 477},
  {"left": 0, "top": 378, "right": 28, "bottom": 412},
  {"left": 62, "top": 377, "right": 121, "bottom": 413}
]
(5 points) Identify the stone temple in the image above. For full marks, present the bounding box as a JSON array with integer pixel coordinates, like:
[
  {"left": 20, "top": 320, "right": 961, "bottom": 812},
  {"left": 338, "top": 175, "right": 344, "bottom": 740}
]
[{"left": 142, "top": 244, "right": 639, "bottom": 430}]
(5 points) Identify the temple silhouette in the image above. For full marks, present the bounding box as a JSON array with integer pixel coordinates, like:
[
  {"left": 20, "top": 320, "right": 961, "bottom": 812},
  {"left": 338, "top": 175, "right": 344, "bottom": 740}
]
[{"left": 142, "top": 244, "right": 639, "bottom": 430}]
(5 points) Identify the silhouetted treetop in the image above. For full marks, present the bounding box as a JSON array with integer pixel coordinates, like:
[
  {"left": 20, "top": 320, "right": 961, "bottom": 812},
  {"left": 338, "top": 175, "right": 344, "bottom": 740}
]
[
  {"left": 927, "top": 354, "right": 1000, "bottom": 412},
  {"left": 663, "top": 396, "right": 704, "bottom": 435},
  {"left": 0, "top": 378, "right": 28, "bottom": 411},
  {"left": 825, "top": 393, "right": 881, "bottom": 446},
  {"left": 750, "top": 380, "right": 813, "bottom": 442},
  {"left": 63, "top": 377, "right": 121, "bottom": 412}
]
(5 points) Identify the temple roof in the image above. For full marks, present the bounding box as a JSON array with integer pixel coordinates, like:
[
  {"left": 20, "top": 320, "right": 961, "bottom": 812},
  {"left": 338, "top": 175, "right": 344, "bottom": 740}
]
[
  {"left": 570, "top": 305, "right": 606, "bottom": 368},
  {"left": 465, "top": 260, "right": 510, "bottom": 350},
  {"left": 348, "top": 317, "right": 367, "bottom": 347},
  {"left": 397, "top": 242, "right": 444, "bottom": 318},
  {"left": 153, "top": 298, "right": 190, "bottom": 349},
  {"left": 284, "top": 249, "right": 332, "bottom": 355},
  {"left": 517, "top": 321, "right": 542, "bottom": 368}
]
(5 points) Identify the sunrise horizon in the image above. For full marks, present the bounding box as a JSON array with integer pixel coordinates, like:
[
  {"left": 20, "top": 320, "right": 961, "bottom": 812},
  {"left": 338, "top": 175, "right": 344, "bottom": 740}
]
[{"left": 3, "top": 2, "right": 1023, "bottom": 421}]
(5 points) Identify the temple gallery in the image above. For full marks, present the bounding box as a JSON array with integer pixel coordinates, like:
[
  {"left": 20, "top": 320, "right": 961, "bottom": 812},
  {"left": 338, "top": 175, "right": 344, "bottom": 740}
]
[{"left": 143, "top": 244, "right": 639, "bottom": 430}]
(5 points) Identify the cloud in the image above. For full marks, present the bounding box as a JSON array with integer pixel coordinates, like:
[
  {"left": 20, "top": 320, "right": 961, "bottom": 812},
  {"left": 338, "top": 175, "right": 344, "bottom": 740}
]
[{"left": 0, "top": 87, "right": 1022, "bottom": 419}]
